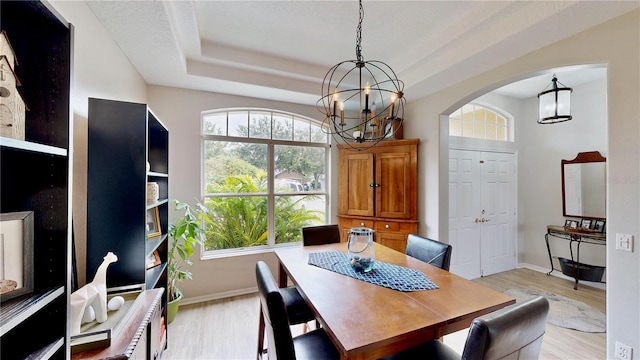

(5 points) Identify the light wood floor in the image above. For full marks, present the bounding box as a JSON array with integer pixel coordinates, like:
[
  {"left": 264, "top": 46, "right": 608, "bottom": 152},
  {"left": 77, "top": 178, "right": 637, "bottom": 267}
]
[{"left": 162, "top": 268, "right": 605, "bottom": 359}]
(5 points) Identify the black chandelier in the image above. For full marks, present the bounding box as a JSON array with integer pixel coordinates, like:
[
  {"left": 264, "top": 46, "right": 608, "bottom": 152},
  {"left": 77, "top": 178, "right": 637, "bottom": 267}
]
[
  {"left": 317, "top": 0, "right": 405, "bottom": 150},
  {"left": 537, "top": 74, "right": 573, "bottom": 124}
]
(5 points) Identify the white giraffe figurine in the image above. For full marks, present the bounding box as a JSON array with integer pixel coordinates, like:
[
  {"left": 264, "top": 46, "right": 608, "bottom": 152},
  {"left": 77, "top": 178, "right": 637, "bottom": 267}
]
[{"left": 70, "top": 252, "right": 118, "bottom": 336}]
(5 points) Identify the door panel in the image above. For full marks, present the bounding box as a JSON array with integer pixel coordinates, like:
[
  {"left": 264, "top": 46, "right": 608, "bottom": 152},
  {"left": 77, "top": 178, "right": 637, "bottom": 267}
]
[
  {"left": 448, "top": 150, "right": 482, "bottom": 279},
  {"left": 340, "top": 153, "right": 374, "bottom": 216},
  {"left": 481, "top": 152, "right": 516, "bottom": 275},
  {"left": 376, "top": 151, "right": 411, "bottom": 218},
  {"left": 449, "top": 149, "right": 516, "bottom": 279},
  {"left": 376, "top": 231, "right": 409, "bottom": 253}
]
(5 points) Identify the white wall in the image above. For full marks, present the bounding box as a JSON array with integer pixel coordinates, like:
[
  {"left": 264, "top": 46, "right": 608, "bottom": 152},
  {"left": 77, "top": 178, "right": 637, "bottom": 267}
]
[
  {"left": 519, "top": 78, "right": 608, "bottom": 269},
  {"left": 146, "top": 85, "right": 339, "bottom": 301},
  {"left": 49, "top": 0, "right": 148, "bottom": 285},
  {"left": 404, "top": 10, "right": 639, "bottom": 359}
]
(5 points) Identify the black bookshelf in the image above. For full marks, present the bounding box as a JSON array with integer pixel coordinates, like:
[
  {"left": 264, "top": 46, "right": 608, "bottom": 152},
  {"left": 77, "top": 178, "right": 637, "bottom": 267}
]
[{"left": 0, "top": 1, "right": 73, "bottom": 359}]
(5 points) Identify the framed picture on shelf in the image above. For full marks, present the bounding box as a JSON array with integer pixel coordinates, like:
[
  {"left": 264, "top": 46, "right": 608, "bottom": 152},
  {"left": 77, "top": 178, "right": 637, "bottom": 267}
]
[
  {"left": 581, "top": 219, "right": 592, "bottom": 229},
  {"left": 0, "top": 211, "right": 34, "bottom": 302},
  {"left": 594, "top": 220, "right": 606, "bottom": 233},
  {"left": 145, "top": 250, "right": 161, "bottom": 269},
  {"left": 146, "top": 207, "right": 162, "bottom": 239},
  {"left": 383, "top": 118, "right": 403, "bottom": 140}
]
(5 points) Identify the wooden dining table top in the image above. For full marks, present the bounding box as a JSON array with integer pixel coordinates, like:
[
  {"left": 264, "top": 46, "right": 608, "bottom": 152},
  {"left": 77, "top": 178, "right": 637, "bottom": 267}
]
[{"left": 274, "top": 242, "right": 515, "bottom": 360}]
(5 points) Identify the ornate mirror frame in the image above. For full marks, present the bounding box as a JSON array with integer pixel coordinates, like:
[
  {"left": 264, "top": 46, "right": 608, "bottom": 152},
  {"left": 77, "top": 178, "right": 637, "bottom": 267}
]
[{"left": 561, "top": 151, "right": 606, "bottom": 219}]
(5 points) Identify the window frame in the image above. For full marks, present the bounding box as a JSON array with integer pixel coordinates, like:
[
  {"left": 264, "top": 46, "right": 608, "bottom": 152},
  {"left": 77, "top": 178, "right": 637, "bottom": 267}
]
[{"left": 200, "top": 108, "right": 331, "bottom": 258}]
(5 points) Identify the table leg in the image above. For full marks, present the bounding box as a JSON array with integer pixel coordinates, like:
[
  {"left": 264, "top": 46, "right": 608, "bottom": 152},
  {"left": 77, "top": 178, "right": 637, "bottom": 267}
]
[
  {"left": 569, "top": 238, "right": 579, "bottom": 290},
  {"left": 545, "top": 233, "right": 555, "bottom": 275},
  {"left": 574, "top": 241, "right": 582, "bottom": 290},
  {"left": 277, "top": 261, "right": 287, "bottom": 288}
]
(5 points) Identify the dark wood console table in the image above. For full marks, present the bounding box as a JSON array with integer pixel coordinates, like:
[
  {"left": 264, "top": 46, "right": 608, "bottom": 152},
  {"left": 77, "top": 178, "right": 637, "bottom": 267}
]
[{"left": 545, "top": 225, "right": 606, "bottom": 289}]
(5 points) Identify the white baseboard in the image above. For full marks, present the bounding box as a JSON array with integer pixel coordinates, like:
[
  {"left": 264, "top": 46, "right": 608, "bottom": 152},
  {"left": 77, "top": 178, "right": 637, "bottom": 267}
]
[
  {"left": 180, "top": 286, "right": 257, "bottom": 306},
  {"left": 517, "top": 262, "right": 606, "bottom": 291}
]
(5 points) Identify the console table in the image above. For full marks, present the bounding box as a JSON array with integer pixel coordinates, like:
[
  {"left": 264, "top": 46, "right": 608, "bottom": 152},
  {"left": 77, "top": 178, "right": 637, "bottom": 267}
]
[{"left": 545, "top": 225, "right": 606, "bottom": 289}]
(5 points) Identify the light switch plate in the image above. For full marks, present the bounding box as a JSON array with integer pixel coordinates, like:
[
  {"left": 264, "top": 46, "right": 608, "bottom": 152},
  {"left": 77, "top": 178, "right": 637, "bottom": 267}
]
[{"left": 615, "top": 233, "right": 634, "bottom": 252}]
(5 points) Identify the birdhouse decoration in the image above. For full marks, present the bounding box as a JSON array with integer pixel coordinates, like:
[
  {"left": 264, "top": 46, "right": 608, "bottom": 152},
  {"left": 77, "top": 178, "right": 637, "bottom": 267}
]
[{"left": 0, "top": 31, "right": 27, "bottom": 141}]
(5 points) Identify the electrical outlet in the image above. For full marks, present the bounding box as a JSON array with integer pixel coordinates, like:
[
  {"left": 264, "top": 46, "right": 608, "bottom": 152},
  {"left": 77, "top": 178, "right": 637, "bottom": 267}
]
[
  {"left": 615, "top": 233, "right": 634, "bottom": 252},
  {"left": 615, "top": 341, "right": 633, "bottom": 360}
]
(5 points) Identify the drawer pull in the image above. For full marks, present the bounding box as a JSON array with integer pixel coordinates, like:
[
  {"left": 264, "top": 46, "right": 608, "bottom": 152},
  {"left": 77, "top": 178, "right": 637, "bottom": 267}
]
[
  {"left": 385, "top": 224, "right": 390, "bottom": 229},
  {"left": 360, "top": 222, "right": 365, "bottom": 226}
]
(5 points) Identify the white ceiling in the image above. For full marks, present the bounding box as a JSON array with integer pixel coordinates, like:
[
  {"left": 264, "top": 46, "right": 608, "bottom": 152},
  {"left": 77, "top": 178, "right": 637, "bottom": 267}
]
[{"left": 86, "top": 1, "right": 638, "bottom": 104}]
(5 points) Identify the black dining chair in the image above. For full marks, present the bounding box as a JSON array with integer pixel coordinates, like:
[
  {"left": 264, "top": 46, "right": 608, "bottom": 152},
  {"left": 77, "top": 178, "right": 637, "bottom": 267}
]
[
  {"left": 301, "top": 224, "right": 341, "bottom": 328},
  {"left": 256, "top": 272, "right": 316, "bottom": 360},
  {"left": 381, "top": 295, "right": 550, "bottom": 360},
  {"left": 255, "top": 261, "right": 340, "bottom": 360},
  {"left": 301, "top": 224, "right": 341, "bottom": 246},
  {"left": 405, "top": 234, "right": 453, "bottom": 271}
]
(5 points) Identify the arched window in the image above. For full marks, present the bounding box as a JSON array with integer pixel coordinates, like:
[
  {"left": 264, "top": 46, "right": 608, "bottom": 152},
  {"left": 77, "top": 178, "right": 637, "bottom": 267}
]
[
  {"left": 449, "top": 103, "right": 512, "bottom": 141},
  {"left": 201, "top": 108, "right": 330, "bottom": 256}
]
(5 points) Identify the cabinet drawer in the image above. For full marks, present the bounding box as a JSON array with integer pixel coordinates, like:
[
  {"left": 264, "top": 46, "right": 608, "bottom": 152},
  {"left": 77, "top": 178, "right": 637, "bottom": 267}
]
[
  {"left": 346, "top": 218, "right": 375, "bottom": 228},
  {"left": 374, "top": 221, "right": 400, "bottom": 232},
  {"left": 373, "top": 220, "right": 416, "bottom": 233}
]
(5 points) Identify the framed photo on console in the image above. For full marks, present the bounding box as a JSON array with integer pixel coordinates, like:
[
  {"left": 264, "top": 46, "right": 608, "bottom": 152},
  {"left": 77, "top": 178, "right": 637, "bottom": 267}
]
[
  {"left": 565, "top": 220, "right": 579, "bottom": 229},
  {"left": 594, "top": 220, "right": 606, "bottom": 233},
  {"left": 581, "top": 219, "right": 592, "bottom": 229}
]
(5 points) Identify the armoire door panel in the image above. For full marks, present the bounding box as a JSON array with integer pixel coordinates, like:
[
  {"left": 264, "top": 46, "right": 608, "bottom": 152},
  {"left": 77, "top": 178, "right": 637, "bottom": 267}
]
[
  {"left": 340, "top": 153, "right": 375, "bottom": 216},
  {"left": 376, "top": 152, "right": 412, "bottom": 219}
]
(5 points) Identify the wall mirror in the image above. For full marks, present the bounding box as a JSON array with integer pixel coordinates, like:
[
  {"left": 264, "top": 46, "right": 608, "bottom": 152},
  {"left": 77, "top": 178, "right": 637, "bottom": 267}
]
[{"left": 561, "top": 151, "right": 606, "bottom": 219}]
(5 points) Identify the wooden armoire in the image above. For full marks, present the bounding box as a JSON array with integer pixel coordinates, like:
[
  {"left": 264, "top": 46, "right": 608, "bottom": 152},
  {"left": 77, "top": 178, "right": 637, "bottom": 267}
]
[{"left": 337, "top": 138, "right": 419, "bottom": 252}]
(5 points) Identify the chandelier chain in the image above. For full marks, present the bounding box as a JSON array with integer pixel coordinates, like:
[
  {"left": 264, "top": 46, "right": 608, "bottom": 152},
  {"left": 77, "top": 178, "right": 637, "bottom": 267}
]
[{"left": 356, "top": 0, "right": 364, "bottom": 62}]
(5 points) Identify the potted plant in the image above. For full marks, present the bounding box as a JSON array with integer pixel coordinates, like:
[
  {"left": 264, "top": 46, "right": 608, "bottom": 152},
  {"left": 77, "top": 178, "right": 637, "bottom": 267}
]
[{"left": 167, "top": 200, "right": 205, "bottom": 323}]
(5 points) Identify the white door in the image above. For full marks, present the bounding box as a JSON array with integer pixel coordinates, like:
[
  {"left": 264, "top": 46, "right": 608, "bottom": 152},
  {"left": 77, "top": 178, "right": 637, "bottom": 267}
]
[
  {"left": 449, "top": 149, "right": 516, "bottom": 279},
  {"left": 449, "top": 150, "right": 482, "bottom": 279}
]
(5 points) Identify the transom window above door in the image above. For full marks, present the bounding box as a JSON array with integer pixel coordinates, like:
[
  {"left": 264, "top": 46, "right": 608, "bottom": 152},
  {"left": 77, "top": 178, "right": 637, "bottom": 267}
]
[{"left": 449, "top": 103, "right": 513, "bottom": 142}]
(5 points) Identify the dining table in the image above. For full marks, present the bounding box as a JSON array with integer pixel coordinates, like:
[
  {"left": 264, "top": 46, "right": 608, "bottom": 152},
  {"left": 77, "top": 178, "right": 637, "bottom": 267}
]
[{"left": 274, "top": 241, "right": 515, "bottom": 360}]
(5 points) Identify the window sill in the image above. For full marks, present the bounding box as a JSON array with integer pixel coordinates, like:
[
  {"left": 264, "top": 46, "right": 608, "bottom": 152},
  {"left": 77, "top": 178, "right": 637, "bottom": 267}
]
[{"left": 200, "top": 242, "right": 301, "bottom": 260}]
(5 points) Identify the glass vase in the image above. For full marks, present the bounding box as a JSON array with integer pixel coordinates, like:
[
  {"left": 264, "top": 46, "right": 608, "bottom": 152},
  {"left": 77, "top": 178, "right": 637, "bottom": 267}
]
[{"left": 348, "top": 227, "right": 375, "bottom": 272}]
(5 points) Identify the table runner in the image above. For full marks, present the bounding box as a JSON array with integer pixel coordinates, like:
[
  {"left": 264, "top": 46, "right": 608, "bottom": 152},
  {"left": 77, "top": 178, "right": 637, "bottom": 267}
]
[{"left": 308, "top": 251, "right": 438, "bottom": 292}]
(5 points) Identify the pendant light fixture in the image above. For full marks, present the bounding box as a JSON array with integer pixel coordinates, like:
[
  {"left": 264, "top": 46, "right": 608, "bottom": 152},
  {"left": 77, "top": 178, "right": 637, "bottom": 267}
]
[
  {"left": 316, "top": 0, "right": 405, "bottom": 150},
  {"left": 537, "top": 74, "right": 573, "bottom": 124}
]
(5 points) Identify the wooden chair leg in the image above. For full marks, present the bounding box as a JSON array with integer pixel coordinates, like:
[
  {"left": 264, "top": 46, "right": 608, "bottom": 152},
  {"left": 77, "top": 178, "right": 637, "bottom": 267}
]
[{"left": 257, "top": 306, "right": 266, "bottom": 360}]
